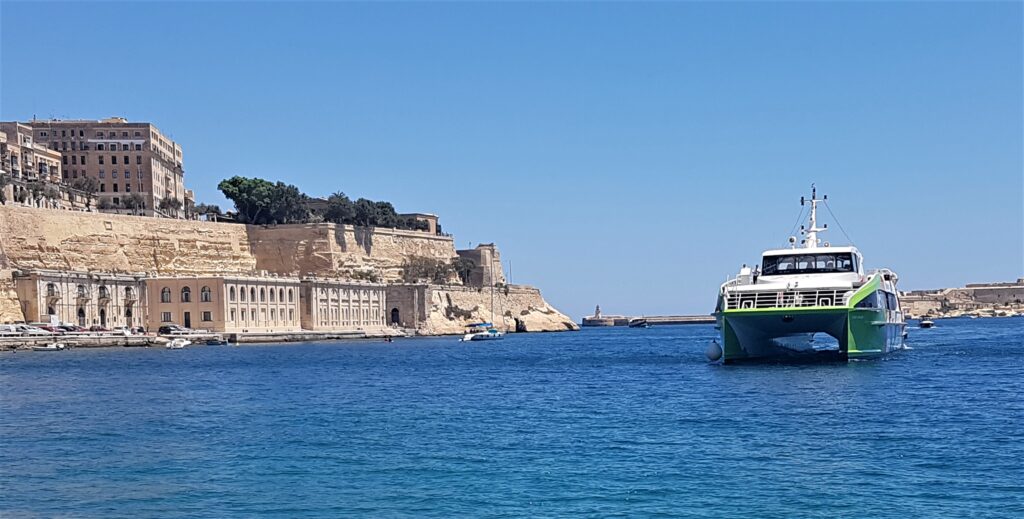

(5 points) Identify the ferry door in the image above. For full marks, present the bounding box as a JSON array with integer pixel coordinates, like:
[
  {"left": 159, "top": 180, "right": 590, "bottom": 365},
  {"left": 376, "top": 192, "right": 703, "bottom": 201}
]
[{"left": 184, "top": 311, "right": 192, "bottom": 329}]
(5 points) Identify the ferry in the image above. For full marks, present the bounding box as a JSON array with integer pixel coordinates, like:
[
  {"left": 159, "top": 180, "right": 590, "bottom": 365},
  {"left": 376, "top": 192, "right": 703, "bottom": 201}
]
[{"left": 710, "top": 187, "right": 906, "bottom": 363}]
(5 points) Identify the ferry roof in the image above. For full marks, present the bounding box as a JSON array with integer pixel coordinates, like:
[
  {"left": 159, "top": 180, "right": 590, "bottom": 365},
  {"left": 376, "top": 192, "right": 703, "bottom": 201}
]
[{"left": 762, "top": 245, "right": 860, "bottom": 257}]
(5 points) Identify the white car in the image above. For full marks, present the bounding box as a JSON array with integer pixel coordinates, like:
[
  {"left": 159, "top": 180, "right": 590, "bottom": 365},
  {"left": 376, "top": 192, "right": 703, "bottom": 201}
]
[
  {"left": 111, "top": 326, "right": 132, "bottom": 336},
  {"left": 0, "top": 324, "right": 22, "bottom": 336},
  {"left": 17, "top": 324, "right": 53, "bottom": 336}
]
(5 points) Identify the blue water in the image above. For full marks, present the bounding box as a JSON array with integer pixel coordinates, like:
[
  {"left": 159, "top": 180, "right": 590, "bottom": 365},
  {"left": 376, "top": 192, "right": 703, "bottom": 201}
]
[{"left": 1, "top": 319, "right": 1022, "bottom": 517}]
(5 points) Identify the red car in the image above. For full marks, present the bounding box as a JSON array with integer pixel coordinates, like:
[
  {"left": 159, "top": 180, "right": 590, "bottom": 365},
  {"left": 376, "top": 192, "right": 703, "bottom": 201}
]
[
  {"left": 89, "top": 325, "right": 110, "bottom": 332},
  {"left": 35, "top": 325, "right": 65, "bottom": 335}
]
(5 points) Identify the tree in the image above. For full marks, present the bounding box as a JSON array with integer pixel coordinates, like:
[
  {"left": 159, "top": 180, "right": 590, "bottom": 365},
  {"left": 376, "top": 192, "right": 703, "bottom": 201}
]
[
  {"left": 218, "top": 176, "right": 309, "bottom": 224},
  {"left": 69, "top": 177, "right": 100, "bottom": 195},
  {"left": 194, "top": 203, "right": 222, "bottom": 216},
  {"left": 323, "top": 192, "right": 355, "bottom": 224},
  {"left": 97, "top": 198, "right": 113, "bottom": 210},
  {"left": 453, "top": 256, "right": 477, "bottom": 285},
  {"left": 353, "top": 198, "right": 378, "bottom": 227},
  {"left": 158, "top": 197, "right": 183, "bottom": 217},
  {"left": 401, "top": 256, "right": 455, "bottom": 284},
  {"left": 123, "top": 193, "right": 146, "bottom": 215},
  {"left": 0, "top": 173, "right": 9, "bottom": 204}
]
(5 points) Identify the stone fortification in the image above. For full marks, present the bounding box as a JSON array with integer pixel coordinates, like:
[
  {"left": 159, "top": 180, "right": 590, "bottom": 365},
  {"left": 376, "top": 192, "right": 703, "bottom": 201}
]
[
  {"left": 0, "top": 205, "right": 576, "bottom": 333},
  {"left": 386, "top": 283, "right": 579, "bottom": 335},
  {"left": 249, "top": 223, "right": 457, "bottom": 281},
  {"left": 902, "top": 278, "right": 1024, "bottom": 317}
]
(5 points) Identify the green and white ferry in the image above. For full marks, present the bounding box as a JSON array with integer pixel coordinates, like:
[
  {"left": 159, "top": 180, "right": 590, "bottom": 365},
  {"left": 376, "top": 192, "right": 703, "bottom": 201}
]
[{"left": 710, "top": 187, "right": 906, "bottom": 363}]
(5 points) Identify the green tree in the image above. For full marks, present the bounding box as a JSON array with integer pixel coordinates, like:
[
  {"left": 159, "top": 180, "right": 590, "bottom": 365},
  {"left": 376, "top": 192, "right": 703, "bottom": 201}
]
[
  {"left": 353, "top": 198, "right": 378, "bottom": 227},
  {"left": 194, "top": 203, "right": 222, "bottom": 216},
  {"left": 123, "top": 193, "right": 146, "bottom": 215},
  {"left": 323, "top": 191, "right": 355, "bottom": 224},
  {"left": 69, "top": 177, "right": 100, "bottom": 195},
  {"left": 158, "top": 197, "right": 183, "bottom": 217},
  {"left": 218, "top": 176, "right": 309, "bottom": 224}
]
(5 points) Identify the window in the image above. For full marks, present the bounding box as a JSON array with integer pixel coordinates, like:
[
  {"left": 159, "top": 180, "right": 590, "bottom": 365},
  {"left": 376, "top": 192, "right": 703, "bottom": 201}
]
[
  {"left": 269, "top": 289, "right": 276, "bottom": 303},
  {"left": 202, "top": 311, "right": 212, "bottom": 322},
  {"left": 270, "top": 309, "right": 276, "bottom": 321},
  {"left": 260, "top": 288, "right": 266, "bottom": 302},
  {"left": 63, "top": 156, "right": 69, "bottom": 165},
  {"left": 111, "top": 156, "right": 117, "bottom": 164},
  {"left": 251, "top": 309, "right": 256, "bottom": 322},
  {"left": 113, "top": 197, "right": 120, "bottom": 205},
  {"left": 201, "top": 286, "right": 211, "bottom": 302},
  {"left": 98, "top": 143, "right": 105, "bottom": 151},
  {"left": 136, "top": 155, "right": 142, "bottom": 164},
  {"left": 125, "top": 184, "right": 131, "bottom": 193},
  {"left": 99, "top": 170, "right": 105, "bottom": 178},
  {"left": 97, "top": 132, "right": 104, "bottom": 138},
  {"left": 122, "top": 131, "right": 128, "bottom": 137},
  {"left": 80, "top": 130, "right": 84, "bottom": 137},
  {"left": 230, "top": 308, "right": 237, "bottom": 322},
  {"left": 161, "top": 312, "right": 172, "bottom": 322},
  {"left": 81, "top": 155, "right": 86, "bottom": 165},
  {"left": 229, "top": 286, "right": 236, "bottom": 301},
  {"left": 98, "top": 286, "right": 109, "bottom": 299},
  {"left": 134, "top": 131, "right": 141, "bottom": 137},
  {"left": 288, "top": 289, "right": 294, "bottom": 302},
  {"left": 279, "top": 288, "right": 285, "bottom": 302},
  {"left": 761, "top": 253, "right": 855, "bottom": 276},
  {"left": 240, "top": 287, "right": 246, "bottom": 302},
  {"left": 113, "top": 183, "right": 118, "bottom": 192},
  {"left": 100, "top": 184, "right": 106, "bottom": 192},
  {"left": 289, "top": 309, "right": 294, "bottom": 321},
  {"left": 46, "top": 283, "right": 58, "bottom": 297},
  {"left": 855, "top": 291, "right": 881, "bottom": 309},
  {"left": 124, "top": 155, "right": 129, "bottom": 164},
  {"left": 250, "top": 288, "right": 256, "bottom": 302},
  {"left": 181, "top": 286, "right": 191, "bottom": 303},
  {"left": 160, "top": 287, "right": 171, "bottom": 303},
  {"left": 135, "top": 144, "right": 142, "bottom": 151}
]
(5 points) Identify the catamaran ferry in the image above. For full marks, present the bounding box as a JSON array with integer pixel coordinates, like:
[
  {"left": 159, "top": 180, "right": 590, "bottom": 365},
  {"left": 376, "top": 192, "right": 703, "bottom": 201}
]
[{"left": 710, "top": 187, "right": 906, "bottom": 363}]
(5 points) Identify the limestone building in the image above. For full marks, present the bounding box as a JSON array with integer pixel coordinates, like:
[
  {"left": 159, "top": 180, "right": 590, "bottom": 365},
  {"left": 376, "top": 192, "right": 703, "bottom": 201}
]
[
  {"left": 145, "top": 276, "right": 302, "bottom": 333},
  {"left": 23, "top": 117, "right": 188, "bottom": 217},
  {"left": 0, "top": 123, "right": 62, "bottom": 183},
  {"left": 13, "top": 270, "right": 148, "bottom": 328},
  {"left": 300, "top": 279, "right": 387, "bottom": 331}
]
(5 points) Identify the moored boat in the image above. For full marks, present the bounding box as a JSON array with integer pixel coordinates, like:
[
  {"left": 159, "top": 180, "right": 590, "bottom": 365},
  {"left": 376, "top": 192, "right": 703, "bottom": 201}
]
[
  {"left": 919, "top": 320, "right": 935, "bottom": 328},
  {"left": 461, "top": 323, "right": 504, "bottom": 341},
  {"left": 166, "top": 338, "right": 191, "bottom": 349},
  {"left": 32, "top": 343, "right": 66, "bottom": 352},
  {"left": 710, "top": 186, "right": 906, "bottom": 363}
]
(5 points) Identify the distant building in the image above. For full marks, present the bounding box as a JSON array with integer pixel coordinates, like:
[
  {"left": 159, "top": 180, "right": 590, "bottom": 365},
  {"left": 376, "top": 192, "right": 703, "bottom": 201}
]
[
  {"left": 23, "top": 117, "right": 187, "bottom": 217},
  {"left": 300, "top": 279, "right": 387, "bottom": 331},
  {"left": 400, "top": 213, "right": 439, "bottom": 235},
  {"left": 145, "top": 276, "right": 302, "bottom": 333},
  {"left": 456, "top": 243, "right": 506, "bottom": 287}
]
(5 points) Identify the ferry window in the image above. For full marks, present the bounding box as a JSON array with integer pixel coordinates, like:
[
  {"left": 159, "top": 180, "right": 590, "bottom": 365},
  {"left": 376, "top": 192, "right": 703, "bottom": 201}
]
[
  {"left": 856, "top": 291, "right": 880, "bottom": 309},
  {"left": 762, "top": 253, "right": 855, "bottom": 275}
]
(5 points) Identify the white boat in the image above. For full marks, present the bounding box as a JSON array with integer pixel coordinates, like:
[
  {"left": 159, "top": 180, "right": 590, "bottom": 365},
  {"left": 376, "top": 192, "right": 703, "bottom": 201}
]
[
  {"left": 166, "top": 338, "right": 192, "bottom": 349},
  {"left": 32, "top": 343, "right": 66, "bottom": 352},
  {"left": 919, "top": 320, "right": 935, "bottom": 328},
  {"left": 461, "top": 323, "right": 505, "bottom": 342}
]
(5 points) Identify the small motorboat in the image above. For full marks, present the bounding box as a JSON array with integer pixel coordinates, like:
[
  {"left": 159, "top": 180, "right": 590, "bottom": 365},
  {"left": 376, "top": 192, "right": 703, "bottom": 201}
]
[
  {"left": 460, "top": 323, "right": 504, "bottom": 342},
  {"left": 32, "top": 343, "right": 66, "bottom": 352},
  {"left": 919, "top": 320, "right": 935, "bottom": 329},
  {"left": 166, "top": 338, "right": 192, "bottom": 349},
  {"left": 205, "top": 338, "right": 229, "bottom": 346}
]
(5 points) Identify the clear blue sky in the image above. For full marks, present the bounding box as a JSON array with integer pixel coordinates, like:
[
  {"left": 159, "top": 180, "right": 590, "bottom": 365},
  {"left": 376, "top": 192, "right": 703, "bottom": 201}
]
[{"left": 2, "top": 2, "right": 1021, "bottom": 319}]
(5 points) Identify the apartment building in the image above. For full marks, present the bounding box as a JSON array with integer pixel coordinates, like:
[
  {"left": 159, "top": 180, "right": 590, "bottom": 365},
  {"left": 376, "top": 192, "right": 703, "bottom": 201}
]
[
  {"left": 0, "top": 122, "right": 62, "bottom": 183},
  {"left": 25, "top": 117, "right": 188, "bottom": 217}
]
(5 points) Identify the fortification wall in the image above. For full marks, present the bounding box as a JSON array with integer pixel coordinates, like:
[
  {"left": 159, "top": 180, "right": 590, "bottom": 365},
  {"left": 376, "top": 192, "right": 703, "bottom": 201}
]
[
  {"left": 0, "top": 270, "right": 25, "bottom": 323},
  {"left": 249, "top": 224, "right": 457, "bottom": 281},
  {"left": 0, "top": 205, "right": 256, "bottom": 277},
  {"left": 416, "top": 284, "right": 579, "bottom": 335}
]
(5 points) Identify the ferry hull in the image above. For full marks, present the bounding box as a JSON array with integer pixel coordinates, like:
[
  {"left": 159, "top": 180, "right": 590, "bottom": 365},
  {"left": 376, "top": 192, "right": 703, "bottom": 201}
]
[{"left": 718, "top": 307, "right": 904, "bottom": 363}]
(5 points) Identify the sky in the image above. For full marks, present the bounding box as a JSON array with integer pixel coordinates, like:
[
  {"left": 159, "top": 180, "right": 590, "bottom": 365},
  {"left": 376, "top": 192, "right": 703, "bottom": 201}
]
[{"left": 2, "top": 1, "right": 1021, "bottom": 319}]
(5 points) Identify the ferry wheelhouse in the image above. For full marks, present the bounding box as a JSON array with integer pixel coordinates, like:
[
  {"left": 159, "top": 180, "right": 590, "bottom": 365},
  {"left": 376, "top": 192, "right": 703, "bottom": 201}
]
[{"left": 711, "top": 187, "right": 906, "bottom": 363}]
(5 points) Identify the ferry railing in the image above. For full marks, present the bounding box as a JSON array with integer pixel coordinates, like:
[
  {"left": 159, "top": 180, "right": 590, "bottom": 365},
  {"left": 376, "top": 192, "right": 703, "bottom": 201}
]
[{"left": 725, "top": 288, "right": 850, "bottom": 310}]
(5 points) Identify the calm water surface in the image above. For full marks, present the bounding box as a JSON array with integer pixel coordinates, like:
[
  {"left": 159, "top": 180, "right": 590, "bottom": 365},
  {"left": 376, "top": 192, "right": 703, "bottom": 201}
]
[{"left": 2, "top": 319, "right": 1022, "bottom": 517}]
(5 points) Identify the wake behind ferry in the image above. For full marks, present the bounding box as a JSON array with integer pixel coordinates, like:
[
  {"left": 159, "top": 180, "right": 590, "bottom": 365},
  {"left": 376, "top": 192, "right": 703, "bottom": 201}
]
[{"left": 710, "top": 187, "right": 906, "bottom": 363}]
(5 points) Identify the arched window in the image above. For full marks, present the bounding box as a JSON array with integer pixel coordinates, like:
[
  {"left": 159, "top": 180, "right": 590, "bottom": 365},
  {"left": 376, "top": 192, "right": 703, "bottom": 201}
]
[
  {"left": 46, "top": 283, "right": 58, "bottom": 297},
  {"left": 260, "top": 288, "right": 266, "bottom": 302},
  {"left": 279, "top": 288, "right": 285, "bottom": 302},
  {"left": 288, "top": 289, "right": 294, "bottom": 303},
  {"left": 250, "top": 288, "right": 256, "bottom": 302},
  {"left": 160, "top": 287, "right": 171, "bottom": 303},
  {"left": 229, "top": 286, "right": 236, "bottom": 302},
  {"left": 200, "top": 286, "right": 211, "bottom": 302},
  {"left": 240, "top": 287, "right": 246, "bottom": 302},
  {"left": 77, "top": 284, "right": 87, "bottom": 298},
  {"left": 98, "top": 285, "right": 109, "bottom": 299},
  {"left": 124, "top": 286, "right": 134, "bottom": 300},
  {"left": 269, "top": 289, "right": 276, "bottom": 303},
  {"left": 181, "top": 286, "right": 191, "bottom": 303}
]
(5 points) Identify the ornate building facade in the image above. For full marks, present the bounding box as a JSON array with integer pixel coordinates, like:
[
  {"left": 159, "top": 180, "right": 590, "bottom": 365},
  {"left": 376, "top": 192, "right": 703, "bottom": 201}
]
[
  {"left": 300, "top": 279, "right": 387, "bottom": 331},
  {"left": 13, "top": 270, "right": 147, "bottom": 328}
]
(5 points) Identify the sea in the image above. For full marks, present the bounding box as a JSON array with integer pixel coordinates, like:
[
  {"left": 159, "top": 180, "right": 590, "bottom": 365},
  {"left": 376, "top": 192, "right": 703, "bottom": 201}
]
[{"left": 1, "top": 318, "right": 1021, "bottom": 518}]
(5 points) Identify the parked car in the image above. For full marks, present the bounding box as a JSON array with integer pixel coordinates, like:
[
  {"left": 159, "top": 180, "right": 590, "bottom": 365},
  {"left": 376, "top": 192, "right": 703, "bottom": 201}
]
[
  {"left": 29, "top": 323, "right": 65, "bottom": 335},
  {"left": 130, "top": 326, "right": 147, "bottom": 335},
  {"left": 58, "top": 324, "right": 87, "bottom": 333},
  {"left": 158, "top": 324, "right": 191, "bottom": 335},
  {"left": 16, "top": 324, "right": 53, "bottom": 336},
  {"left": 0, "top": 324, "right": 22, "bottom": 336},
  {"left": 111, "top": 326, "right": 132, "bottom": 336},
  {"left": 89, "top": 325, "right": 110, "bottom": 332}
]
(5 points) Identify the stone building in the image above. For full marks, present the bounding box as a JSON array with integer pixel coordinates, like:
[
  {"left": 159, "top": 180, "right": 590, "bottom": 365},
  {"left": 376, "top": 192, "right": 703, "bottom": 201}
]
[
  {"left": 0, "top": 123, "right": 62, "bottom": 183},
  {"left": 145, "top": 276, "right": 302, "bottom": 333},
  {"left": 22, "top": 117, "right": 188, "bottom": 217},
  {"left": 300, "top": 278, "right": 388, "bottom": 331},
  {"left": 456, "top": 243, "right": 506, "bottom": 287},
  {"left": 13, "top": 270, "right": 147, "bottom": 328}
]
